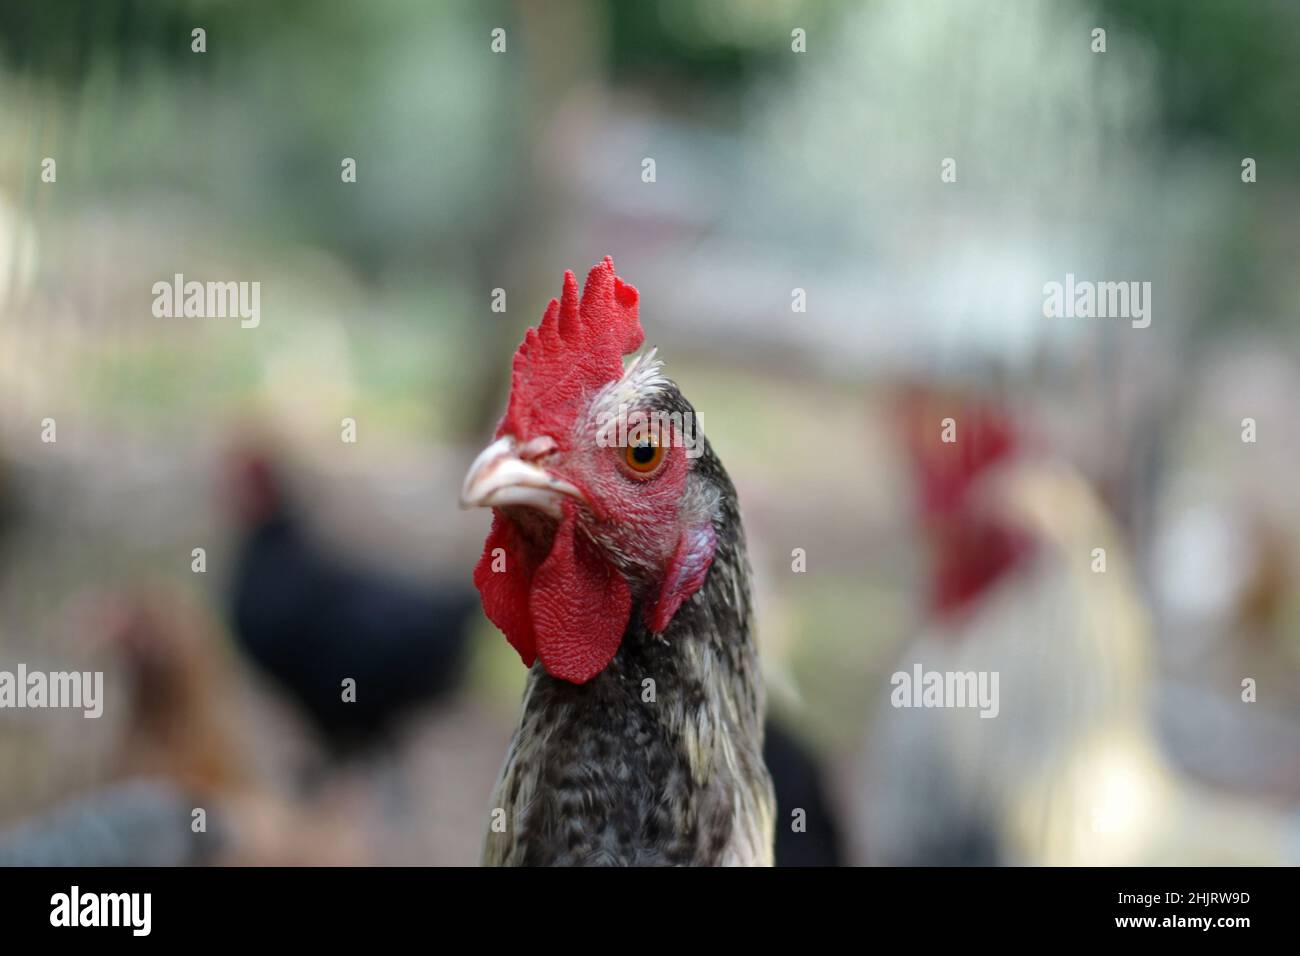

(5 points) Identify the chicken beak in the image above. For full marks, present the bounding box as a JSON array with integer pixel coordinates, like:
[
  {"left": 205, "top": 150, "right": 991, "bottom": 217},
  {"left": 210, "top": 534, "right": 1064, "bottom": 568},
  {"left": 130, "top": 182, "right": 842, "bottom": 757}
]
[{"left": 459, "top": 435, "right": 583, "bottom": 518}]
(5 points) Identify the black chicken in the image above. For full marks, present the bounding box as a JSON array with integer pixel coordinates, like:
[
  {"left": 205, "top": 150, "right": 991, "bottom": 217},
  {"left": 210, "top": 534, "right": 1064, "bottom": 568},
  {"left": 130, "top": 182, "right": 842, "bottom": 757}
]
[
  {"left": 228, "top": 452, "right": 474, "bottom": 756},
  {"left": 764, "top": 719, "right": 844, "bottom": 866}
]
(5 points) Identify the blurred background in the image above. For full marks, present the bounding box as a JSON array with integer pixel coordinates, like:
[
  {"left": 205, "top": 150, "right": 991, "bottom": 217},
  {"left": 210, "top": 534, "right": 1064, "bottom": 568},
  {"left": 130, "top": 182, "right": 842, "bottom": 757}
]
[{"left": 1, "top": 0, "right": 1299, "bottom": 865}]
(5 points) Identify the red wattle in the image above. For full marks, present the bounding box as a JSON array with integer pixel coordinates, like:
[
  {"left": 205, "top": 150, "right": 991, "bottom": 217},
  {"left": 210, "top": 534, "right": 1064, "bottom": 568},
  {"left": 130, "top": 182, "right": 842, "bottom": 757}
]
[
  {"left": 473, "top": 513, "right": 538, "bottom": 667},
  {"left": 530, "top": 507, "right": 632, "bottom": 684}
]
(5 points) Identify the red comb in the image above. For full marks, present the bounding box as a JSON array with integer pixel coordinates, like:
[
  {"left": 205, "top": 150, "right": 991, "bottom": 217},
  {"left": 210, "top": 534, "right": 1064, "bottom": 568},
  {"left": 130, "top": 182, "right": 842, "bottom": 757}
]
[
  {"left": 899, "top": 390, "right": 1019, "bottom": 517},
  {"left": 498, "top": 257, "right": 643, "bottom": 447},
  {"left": 895, "top": 388, "right": 1033, "bottom": 616}
]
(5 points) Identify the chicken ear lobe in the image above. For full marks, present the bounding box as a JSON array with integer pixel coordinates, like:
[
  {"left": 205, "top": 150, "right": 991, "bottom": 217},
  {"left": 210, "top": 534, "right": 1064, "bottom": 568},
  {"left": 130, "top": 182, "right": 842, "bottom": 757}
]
[
  {"left": 646, "top": 521, "right": 717, "bottom": 634},
  {"left": 530, "top": 506, "right": 631, "bottom": 684}
]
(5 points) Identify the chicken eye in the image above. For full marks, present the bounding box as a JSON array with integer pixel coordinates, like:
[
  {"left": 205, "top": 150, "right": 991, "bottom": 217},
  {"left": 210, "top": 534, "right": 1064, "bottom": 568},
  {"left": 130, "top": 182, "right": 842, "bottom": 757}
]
[{"left": 623, "top": 439, "right": 665, "bottom": 475}]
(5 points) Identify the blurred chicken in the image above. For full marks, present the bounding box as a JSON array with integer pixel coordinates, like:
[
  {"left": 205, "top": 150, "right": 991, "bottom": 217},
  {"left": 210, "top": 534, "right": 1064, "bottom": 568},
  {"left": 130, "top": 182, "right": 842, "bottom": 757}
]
[
  {"left": 227, "top": 450, "right": 475, "bottom": 757},
  {"left": 764, "top": 719, "right": 844, "bottom": 866},
  {"left": 861, "top": 389, "right": 1299, "bottom": 866},
  {"left": 0, "top": 778, "right": 216, "bottom": 867},
  {"left": 102, "top": 588, "right": 251, "bottom": 794},
  {"left": 76, "top": 587, "right": 368, "bottom": 865}
]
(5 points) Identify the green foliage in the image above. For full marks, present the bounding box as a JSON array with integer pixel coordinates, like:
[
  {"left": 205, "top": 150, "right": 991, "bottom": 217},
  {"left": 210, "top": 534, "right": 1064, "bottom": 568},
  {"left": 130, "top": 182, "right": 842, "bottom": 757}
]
[{"left": 1093, "top": 0, "right": 1300, "bottom": 157}]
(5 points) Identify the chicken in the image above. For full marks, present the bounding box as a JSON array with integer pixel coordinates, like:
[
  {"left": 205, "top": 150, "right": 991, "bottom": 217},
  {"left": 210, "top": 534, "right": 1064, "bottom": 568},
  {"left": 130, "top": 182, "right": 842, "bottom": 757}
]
[
  {"left": 460, "top": 258, "right": 774, "bottom": 866},
  {"left": 88, "top": 587, "right": 370, "bottom": 866},
  {"left": 861, "top": 390, "right": 1298, "bottom": 866},
  {"left": 100, "top": 588, "right": 252, "bottom": 795},
  {"left": 0, "top": 779, "right": 216, "bottom": 867},
  {"left": 227, "top": 452, "right": 475, "bottom": 757},
  {"left": 764, "top": 719, "right": 844, "bottom": 866},
  {"left": 1, "top": 588, "right": 279, "bottom": 866}
]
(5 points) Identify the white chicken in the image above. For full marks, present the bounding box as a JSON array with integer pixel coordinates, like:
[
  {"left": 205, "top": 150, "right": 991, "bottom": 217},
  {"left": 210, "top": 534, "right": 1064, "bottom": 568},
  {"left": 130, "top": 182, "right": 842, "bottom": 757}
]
[{"left": 861, "top": 392, "right": 1298, "bottom": 866}]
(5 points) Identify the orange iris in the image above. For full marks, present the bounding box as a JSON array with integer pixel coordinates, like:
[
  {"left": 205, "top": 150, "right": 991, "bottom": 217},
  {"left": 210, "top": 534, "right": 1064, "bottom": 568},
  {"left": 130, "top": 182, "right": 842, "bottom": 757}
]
[{"left": 623, "top": 439, "right": 665, "bottom": 474}]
